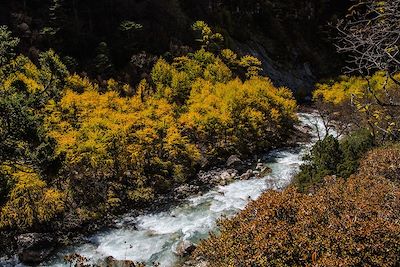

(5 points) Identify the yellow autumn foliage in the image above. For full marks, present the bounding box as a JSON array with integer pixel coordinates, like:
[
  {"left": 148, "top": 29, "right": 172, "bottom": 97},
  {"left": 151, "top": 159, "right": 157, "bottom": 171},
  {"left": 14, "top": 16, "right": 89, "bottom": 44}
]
[
  {"left": 1, "top": 55, "right": 43, "bottom": 94},
  {"left": 44, "top": 53, "right": 295, "bottom": 208},
  {"left": 151, "top": 48, "right": 262, "bottom": 106},
  {"left": 180, "top": 77, "right": 297, "bottom": 155},
  {"left": 313, "top": 71, "right": 400, "bottom": 140},
  {"left": 45, "top": 79, "right": 202, "bottom": 205},
  {"left": 0, "top": 167, "right": 65, "bottom": 229},
  {"left": 0, "top": 24, "right": 297, "bottom": 231}
]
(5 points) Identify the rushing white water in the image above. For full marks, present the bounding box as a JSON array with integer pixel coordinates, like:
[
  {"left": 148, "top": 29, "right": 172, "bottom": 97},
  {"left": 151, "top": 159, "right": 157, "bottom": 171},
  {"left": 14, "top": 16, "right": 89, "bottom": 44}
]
[{"left": 10, "top": 113, "right": 331, "bottom": 267}]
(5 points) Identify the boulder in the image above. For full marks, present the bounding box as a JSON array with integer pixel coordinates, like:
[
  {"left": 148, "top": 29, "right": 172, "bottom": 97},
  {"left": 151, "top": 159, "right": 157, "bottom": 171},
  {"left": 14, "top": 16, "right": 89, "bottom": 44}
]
[
  {"left": 174, "top": 240, "right": 197, "bottom": 257},
  {"left": 256, "top": 163, "right": 264, "bottom": 170},
  {"left": 240, "top": 169, "right": 255, "bottom": 180},
  {"left": 295, "top": 124, "right": 312, "bottom": 135},
  {"left": 219, "top": 171, "right": 233, "bottom": 181},
  {"left": 182, "top": 260, "right": 209, "bottom": 267},
  {"left": 105, "top": 256, "right": 136, "bottom": 267},
  {"left": 17, "top": 23, "right": 30, "bottom": 32},
  {"left": 175, "top": 184, "right": 200, "bottom": 199},
  {"left": 17, "top": 233, "right": 55, "bottom": 264},
  {"left": 226, "top": 155, "right": 242, "bottom": 167},
  {"left": 257, "top": 166, "right": 272, "bottom": 178},
  {"left": 197, "top": 170, "right": 217, "bottom": 184},
  {"left": 219, "top": 179, "right": 228, "bottom": 186},
  {"left": 198, "top": 169, "right": 238, "bottom": 186},
  {"left": 64, "top": 253, "right": 89, "bottom": 267},
  {"left": 217, "top": 170, "right": 238, "bottom": 185},
  {"left": 227, "top": 155, "right": 247, "bottom": 172}
]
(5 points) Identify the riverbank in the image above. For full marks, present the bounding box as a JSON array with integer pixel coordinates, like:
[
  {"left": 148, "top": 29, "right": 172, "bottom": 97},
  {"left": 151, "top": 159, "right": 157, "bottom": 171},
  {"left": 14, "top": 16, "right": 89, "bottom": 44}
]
[
  {"left": 54, "top": 112, "right": 320, "bottom": 267},
  {"left": 0, "top": 111, "right": 314, "bottom": 266}
]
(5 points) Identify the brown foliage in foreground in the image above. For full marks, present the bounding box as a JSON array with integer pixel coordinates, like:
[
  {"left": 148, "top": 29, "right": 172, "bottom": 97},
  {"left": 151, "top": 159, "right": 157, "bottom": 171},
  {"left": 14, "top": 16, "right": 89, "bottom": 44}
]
[
  {"left": 358, "top": 145, "right": 400, "bottom": 183},
  {"left": 195, "top": 161, "right": 400, "bottom": 266}
]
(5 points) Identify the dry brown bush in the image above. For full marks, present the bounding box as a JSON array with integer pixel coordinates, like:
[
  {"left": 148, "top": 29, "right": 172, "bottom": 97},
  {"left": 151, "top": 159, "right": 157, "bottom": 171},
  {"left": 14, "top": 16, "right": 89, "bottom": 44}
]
[
  {"left": 195, "top": 151, "right": 400, "bottom": 266},
  {"left": 358, "top": 145, "right": 400, "bottom": 183}
]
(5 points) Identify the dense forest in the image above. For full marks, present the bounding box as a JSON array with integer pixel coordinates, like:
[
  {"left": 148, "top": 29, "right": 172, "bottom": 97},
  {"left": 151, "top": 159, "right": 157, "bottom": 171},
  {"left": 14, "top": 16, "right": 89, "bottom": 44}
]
[{"left": 1, "top": 0, "right": 400, "bottom": 266}]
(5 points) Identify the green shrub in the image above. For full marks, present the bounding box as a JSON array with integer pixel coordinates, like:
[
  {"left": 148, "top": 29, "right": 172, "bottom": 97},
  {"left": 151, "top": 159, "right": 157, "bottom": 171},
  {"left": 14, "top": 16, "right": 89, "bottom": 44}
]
[
  {"left": 337, "top": 129, "right": 374, "bottom": 178},
  {"left": 295, "top": 129, "right": 374, "bottom": 192}
]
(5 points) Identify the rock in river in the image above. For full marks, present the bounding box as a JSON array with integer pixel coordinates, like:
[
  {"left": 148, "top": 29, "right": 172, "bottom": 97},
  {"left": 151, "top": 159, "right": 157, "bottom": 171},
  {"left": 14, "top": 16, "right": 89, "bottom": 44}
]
[
  {"left": 175, "top": 184, "right": 200, "bottom": 199},
  {"left": 240, "top": 169, "right": 255, "bottom": 180},
  {"left": 174, "top": 240, "right": 197, "bottom": 257},
  {"left": 17, "top": 233, "right": 55, "bottom": 264},
  {"left": 105, "top": 256, "right": 136, "bottom": 267}
]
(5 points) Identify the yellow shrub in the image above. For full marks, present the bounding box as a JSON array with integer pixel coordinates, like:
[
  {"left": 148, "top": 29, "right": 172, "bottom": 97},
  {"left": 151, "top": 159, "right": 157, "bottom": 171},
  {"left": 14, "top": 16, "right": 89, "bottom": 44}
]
[
  {"left": 0, "top": 168, "right": 65, "bottom": 230},
  {"left": 180, "top": 77, "right": 297, "bottom": 155},
  {"left": 66, "top": 74, "right": 98, "bottom": 93}
]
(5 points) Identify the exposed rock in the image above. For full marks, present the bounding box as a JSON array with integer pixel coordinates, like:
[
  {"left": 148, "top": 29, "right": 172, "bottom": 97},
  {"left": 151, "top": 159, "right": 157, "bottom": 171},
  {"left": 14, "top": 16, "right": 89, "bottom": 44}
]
[
  {"left": 182, "top": 260, "right": 209, "bottom": 267},
  {"left": 197, "top": 169, "right": 237, "bottom": 186},
  {"left": 293, "top": 123, "right": 313, "bottom": 143},
  {"left": 182, "top": 256, "right": 209, "bottom": 267},
  {"left": 256, "top": 163, "right": 264, "bottom": 170},
  {"left": 197, "top": 170, "right": 219, "bottom": 184},
  {"left": 254, "top": 163, "right": 273, "bottom": 178},
  {"left": 257, "top": 166, "right": 273, "bottom": 178},
  {"left": 295, "top": 124, "right": 312, "bottom": 135},
  {"left": 240, "top": 169, "right": 255, "bottom": 180},
  {"left": 232, "top": 40, "right": 318, "bottom": 96},
  {"left": 218, "top": 170, "right": 237, "bottom": 185},
  {"left": 219, "top": 170, "right": 233, "bottom": 181},
  {"left": 64, "top": 253, "right": 90, "bottom": 267},
  {"left": 226, "top": 155, "right": 242, "bottom": 167},
  {"left": 174, "top": 240, "right": 197, "bottom": 257},
  {"left": 17, "top": 233, "right": 55, "bottom": 264},
  {"left": 175, "top": 184, "right": 200, "bottom": 199},
  {"left": 17, "top": 22, "right": 30, "bottom": 32},
  {"left": 226, "top": 155, "right": 248, "bottom": 172},
  {"left": 105, "top": 256, "right": 136, "bottom": 267}
]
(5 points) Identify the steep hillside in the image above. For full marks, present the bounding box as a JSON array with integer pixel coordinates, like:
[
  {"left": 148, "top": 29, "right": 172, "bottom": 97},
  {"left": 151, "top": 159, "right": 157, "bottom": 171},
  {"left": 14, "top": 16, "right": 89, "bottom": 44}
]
[{"left": 0, "top": 0, "right": 350, "bottom": 96}]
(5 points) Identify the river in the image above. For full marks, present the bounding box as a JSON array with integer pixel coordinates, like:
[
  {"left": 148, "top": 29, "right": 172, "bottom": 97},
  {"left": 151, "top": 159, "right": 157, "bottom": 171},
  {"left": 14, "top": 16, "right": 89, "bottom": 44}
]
[{"left": 14, "top": 112, "right": 330, "bottom": 267}]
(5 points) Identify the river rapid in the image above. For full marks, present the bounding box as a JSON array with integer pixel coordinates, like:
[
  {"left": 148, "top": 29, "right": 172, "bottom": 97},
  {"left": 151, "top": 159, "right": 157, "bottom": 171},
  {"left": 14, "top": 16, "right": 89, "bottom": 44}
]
[{"left": 13, "top": 113, "right": 330, "bottom": 267}]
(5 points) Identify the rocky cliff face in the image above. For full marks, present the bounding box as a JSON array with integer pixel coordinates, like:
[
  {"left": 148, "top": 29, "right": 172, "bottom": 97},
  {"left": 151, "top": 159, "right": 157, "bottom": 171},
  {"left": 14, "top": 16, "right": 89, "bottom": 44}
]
[
  {"left": 233, "top": 40, "right": 317, "bottom": 99},
  {"left": 0, "top": 0, "right": 349, "bottom": 95},
  {"left": 221, "top": 0, "right": 349, "bottom": 97}
]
